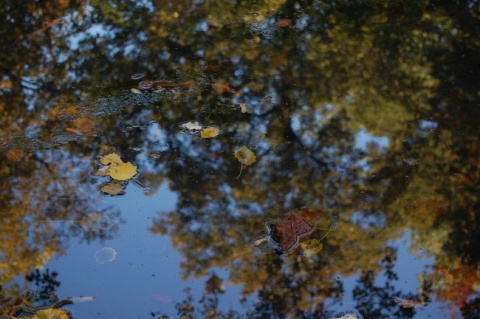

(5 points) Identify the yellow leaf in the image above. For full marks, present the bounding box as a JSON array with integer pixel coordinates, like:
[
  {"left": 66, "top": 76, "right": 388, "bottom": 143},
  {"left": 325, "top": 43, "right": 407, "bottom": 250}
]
[
  {"left": 234, "top": 146, "right": 256, "bottom": 165},
  {"left": 100, "top": 153, "right": 122, "bottom": 166},
  {"left": 32, "top": 308, "right": 72, "bottom": 319},
  {"left": 108, "top": 162, "right": 137, "bottom": 180},
  {"left": 200, "top": 127, "right": 220, "bottom": 138},
  {"left": 300, "top": 239, "right": 323, "bottom": 258}
]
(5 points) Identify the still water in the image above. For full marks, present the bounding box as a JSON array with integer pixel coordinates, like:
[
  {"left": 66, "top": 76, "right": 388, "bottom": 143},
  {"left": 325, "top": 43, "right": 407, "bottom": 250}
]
[{"left": 1, "top": 1, "right": 480, "bottom": 318}]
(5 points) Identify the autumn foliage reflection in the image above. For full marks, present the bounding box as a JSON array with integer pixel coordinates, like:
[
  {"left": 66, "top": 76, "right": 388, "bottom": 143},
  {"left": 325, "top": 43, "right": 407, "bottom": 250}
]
[{"left": 1, "top": 0, "right": 480, "bottom": 318}]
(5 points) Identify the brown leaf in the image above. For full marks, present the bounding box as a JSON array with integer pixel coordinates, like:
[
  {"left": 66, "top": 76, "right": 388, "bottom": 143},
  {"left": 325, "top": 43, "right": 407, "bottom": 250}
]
[
  {"left": 267, "top": 212, "right": 314, "bottom": 253},
  {"left": 296, "top": 207, "right": 322, "bottom": 224}
]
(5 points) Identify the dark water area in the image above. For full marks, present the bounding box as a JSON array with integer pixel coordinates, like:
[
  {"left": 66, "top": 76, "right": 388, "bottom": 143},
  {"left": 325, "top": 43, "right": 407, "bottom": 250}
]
[{"left": 1, "top": 1, "right": 480, "bottom": 318}]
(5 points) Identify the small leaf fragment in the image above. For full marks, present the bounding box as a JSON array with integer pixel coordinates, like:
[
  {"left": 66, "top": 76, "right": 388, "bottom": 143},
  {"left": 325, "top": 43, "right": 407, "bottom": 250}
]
[
  {"left": 108, "top": 162, "right": 137, "bottom": 180},
  {"left": 234, "top": 146, "right": 256, "bottom": 165},
  {"left": 201, "top": 127, "right": 220, "bottom": 138}
]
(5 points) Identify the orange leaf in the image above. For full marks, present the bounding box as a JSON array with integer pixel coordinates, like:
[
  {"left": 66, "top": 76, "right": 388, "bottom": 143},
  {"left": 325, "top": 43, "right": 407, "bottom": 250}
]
[{"left": 6, "top": 148, "right": 24, "bottom": 162}]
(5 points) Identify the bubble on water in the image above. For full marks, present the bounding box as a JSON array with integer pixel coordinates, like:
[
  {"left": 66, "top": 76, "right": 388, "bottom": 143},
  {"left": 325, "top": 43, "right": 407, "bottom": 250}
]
[
  {"left": 131, "top": 72, "right": 146, "bottom": 80},
  {"left": 94, "top": 247, "right": 117, "bottom": 264}
]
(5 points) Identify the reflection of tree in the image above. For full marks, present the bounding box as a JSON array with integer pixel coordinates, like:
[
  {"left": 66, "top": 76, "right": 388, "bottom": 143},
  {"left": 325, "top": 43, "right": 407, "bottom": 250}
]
[
  {"left": 25, "top": 269, "right": 60, "bottom": 299},
  {"left": 1, "top": 0, "right": 480, "bottom": 317},
  {"left": 0, "top": 150, "right": 122, "bottom": 284},
  {"left": 352, "top": 247, "right": 426, "bottom": 319}
]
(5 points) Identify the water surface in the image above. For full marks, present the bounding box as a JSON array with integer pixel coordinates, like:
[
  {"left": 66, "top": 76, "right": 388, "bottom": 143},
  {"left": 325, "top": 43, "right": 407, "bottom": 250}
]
[{"left": 1, "top": 1, "right": 480, "bottom": 318}]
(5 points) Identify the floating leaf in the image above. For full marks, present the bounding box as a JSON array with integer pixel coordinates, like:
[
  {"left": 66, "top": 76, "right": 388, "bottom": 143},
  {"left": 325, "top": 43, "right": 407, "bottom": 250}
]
[
  {"left": 99, "top": 153, "right": 137, "bottom": 181},
  {"left": 296, "top": 207, "right": 322, "bottom": 224},
  {"left": 267, "top": 212, "right": 314, "bottom": 253},
  {"left": 108, "top": 162, "right": 137, "bottom": 180},
  {"left": 300, "top": 239, "right": 323, "bottom": 257},
  {"left": 200, "top": 127, "right": 220, "bottom": 138},
  {"left": 234, "top": 146, "right": 256, "bottom": 165},
  {"left": 6, "top": 148, "right": 24, "bottom": 162},
  {"left": 100, "top": 153, "right": 122, "bottom": 166},
  {"left": 32, "top": 308, "right": 72, "bottom": 319}
]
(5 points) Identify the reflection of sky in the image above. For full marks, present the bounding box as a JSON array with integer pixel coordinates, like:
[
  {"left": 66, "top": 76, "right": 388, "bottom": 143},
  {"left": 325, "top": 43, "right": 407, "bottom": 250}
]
[
  {"left": 32, "top": 182, "right": 248, "bottom": 318},
  {"left": 333, "top": 231, "right": 448, "bottom": 318},
  {"left": 354, "top": 128, "right": 389, "bottom": 151},
  {"left": 49, "top": 183, "right": 182, "bottom": 318},
  {"left": 28, "top": 182, "right": 447, "bottom": 319}
]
